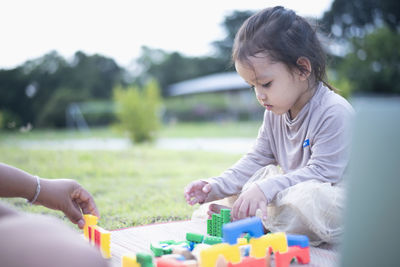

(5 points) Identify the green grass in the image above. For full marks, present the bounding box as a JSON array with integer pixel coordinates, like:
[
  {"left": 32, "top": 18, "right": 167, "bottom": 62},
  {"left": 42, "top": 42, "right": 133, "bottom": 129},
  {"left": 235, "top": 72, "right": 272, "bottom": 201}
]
[
  {"left": 0, "top": 122, "right": 257, "bottom": 230},
  {"left": 0, "top": 121, "right": 260, "bottom": 141}
]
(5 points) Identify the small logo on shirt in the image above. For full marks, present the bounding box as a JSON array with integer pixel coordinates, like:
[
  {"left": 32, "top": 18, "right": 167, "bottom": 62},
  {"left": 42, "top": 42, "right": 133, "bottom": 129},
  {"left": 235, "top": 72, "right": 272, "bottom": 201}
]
[{"left": 303, "top": 139, "right": 310, "bottom": 148}]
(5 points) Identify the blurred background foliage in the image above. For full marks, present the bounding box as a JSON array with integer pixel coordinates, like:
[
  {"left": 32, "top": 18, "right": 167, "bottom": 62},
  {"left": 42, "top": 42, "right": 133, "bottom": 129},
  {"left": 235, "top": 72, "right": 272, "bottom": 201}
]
[{"left": 0, "top": 0, "right": 398, "bottom": 135}]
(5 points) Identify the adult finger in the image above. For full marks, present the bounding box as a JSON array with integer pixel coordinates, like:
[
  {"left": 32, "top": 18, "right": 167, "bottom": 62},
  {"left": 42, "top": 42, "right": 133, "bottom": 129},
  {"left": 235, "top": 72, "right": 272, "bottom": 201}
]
[{"left": 72, "top": 188, "right": 100, "bottom": 218}]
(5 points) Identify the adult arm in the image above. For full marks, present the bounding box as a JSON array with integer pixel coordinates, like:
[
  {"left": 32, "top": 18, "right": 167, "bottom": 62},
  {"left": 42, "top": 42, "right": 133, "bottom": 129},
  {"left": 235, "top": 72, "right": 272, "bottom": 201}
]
[{"left": 0, "top": 163, "right": 99, "bottom": 228}]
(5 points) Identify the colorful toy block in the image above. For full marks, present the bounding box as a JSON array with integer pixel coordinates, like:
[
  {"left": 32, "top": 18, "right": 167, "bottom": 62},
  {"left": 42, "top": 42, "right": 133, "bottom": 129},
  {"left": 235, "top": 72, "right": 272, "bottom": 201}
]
[
  {"left": 227, "top": 256, "right": 269, "bottom": 267},
  {"left": 249, "top": 232, "right": 288, "bottom": 258},
  {"left": 82, "top": 215, "right": 111, "bottom": 259},
  {"left": 83, "top": 214, "right": 98, "bottom": 239},
  {"left": 286, "top": 234, "right": 309, "bottom": 248},
  {"left": 186, "top": 232, "right": 204, "bottom": 243},
  {"left": 156, "top": 257, "right": 185, "bottom": 267},
  {"left": 222, "top": 217, "right": 264, "bottom": 245},
  {"left": 122, "top": 254, "right": 141, "bottom": 267},
  {"left": 156, "top": 257, "right": 197, "bottom": 267},
  {"left": 151, "top": 240, "right": 190, "bottom": 257},
  {"left": 136, "top": 252, "right": 155, "bottom": 267},
  {"left": 99, "top": 228, "right": 111, "bottom": 259},
  {"left": 275, "top": 246, "right": 310, "bottom": 267},
  {"left": 203, "top": 236, "right": 223, "bottom": 245},
  {"left": 207, "top": 209, "right": 231, "bottom": 237},
  {"left": 199, "top": 243, "right": 241, "bottom": 267}
]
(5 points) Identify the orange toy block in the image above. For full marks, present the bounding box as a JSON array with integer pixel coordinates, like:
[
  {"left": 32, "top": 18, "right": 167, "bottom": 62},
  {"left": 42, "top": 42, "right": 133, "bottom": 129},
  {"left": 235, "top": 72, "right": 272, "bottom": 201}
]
[{"left": 275, "top": 246, "right": 310, "bottom": 267}]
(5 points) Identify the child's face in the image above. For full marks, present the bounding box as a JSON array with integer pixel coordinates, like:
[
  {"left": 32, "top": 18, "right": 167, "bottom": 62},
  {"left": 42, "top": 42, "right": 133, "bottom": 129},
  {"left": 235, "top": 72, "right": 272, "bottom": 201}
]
[{"left": 235, "top": 53, "right": 311, "bottom": 118}]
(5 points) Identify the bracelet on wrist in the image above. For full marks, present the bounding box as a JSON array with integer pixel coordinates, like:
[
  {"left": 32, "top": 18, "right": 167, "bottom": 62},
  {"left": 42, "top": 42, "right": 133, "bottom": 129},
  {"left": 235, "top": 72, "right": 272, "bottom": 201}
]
[{"left": 27, "top": 175, "right": 41, "bottom": 205}]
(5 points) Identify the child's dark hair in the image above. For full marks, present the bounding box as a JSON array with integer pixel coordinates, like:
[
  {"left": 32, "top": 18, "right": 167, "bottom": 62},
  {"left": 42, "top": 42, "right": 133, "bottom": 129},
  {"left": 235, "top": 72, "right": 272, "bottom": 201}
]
[{"left": 232, "top": 6, "right": 335, "bottom": 91}]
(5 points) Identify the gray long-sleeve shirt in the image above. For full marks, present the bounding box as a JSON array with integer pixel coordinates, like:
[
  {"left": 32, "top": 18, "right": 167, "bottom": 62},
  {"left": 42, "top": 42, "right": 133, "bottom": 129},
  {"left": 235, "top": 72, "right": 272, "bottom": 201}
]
[{"left": 205, "top": 82, "right": 354, "bottom": 203}]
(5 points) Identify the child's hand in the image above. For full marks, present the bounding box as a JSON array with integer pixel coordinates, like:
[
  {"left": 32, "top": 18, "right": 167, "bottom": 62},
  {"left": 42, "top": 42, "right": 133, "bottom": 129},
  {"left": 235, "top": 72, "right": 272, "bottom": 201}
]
[
  {"left": 232, "top": 184, "right": 267, "bottom": 221},
  {"left": 36, "top": 179, "right": 99, "bottom": 229},
  {"left": 184, "top": 180, "right": 211, "bottom": 205}
]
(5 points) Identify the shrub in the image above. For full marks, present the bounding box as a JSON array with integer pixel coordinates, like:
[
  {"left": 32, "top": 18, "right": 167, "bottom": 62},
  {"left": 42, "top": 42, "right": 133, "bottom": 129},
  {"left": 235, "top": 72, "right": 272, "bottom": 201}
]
[
  {"left": 113, "top": 80, "right": 162, "bottom": 143},
  {"left": 35, "top": 88, "right": 87, "bottom": 128}
]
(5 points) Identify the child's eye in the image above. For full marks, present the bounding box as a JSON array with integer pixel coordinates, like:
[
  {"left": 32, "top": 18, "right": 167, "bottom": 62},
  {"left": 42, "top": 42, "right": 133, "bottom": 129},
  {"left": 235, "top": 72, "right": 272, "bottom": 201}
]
[
  {"left": 262, "top": 82, "right": 272, "bottom": 88},
  {"left": 249, "top": 85, "right": 255, "bottom": 91}
]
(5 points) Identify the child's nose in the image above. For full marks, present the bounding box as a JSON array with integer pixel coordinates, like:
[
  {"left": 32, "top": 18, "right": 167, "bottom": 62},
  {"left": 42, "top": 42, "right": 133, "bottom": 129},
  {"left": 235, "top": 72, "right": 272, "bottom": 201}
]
[{"left": 256, "top": 90, "right": 267, "bottom": 100}]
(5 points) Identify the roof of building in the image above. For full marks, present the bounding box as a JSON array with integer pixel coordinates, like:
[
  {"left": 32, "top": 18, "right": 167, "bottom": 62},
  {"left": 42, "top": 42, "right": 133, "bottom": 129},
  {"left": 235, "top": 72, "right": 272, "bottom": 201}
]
[{"left": 167, "top": 72, "right": 249, "bottom": 96}]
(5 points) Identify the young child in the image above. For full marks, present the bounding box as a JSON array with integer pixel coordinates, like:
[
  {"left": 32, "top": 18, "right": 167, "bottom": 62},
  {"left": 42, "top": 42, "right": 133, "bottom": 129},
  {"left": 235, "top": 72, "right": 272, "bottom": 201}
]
[{"left": 184, "top": 6, "right": 354, "bottom": 245}]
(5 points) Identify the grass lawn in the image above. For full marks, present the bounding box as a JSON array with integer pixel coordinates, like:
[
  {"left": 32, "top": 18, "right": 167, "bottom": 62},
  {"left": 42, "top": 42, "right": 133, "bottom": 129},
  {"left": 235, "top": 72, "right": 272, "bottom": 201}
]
[{"left": 0, "top": 121, "right": 259, "bottom": 230}]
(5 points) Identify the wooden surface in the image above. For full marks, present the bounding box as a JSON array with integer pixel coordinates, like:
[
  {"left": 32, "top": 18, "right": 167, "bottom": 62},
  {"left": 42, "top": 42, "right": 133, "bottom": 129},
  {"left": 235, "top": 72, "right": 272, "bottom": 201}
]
[{"left": 108, "top": 219, "right": 339, "bottom": 267}]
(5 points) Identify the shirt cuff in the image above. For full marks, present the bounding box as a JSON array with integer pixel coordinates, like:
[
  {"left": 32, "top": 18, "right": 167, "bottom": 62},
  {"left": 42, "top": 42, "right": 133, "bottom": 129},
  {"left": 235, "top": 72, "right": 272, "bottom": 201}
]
[{"left": 255, "top": 177, "right": 283, "bottom": 204}]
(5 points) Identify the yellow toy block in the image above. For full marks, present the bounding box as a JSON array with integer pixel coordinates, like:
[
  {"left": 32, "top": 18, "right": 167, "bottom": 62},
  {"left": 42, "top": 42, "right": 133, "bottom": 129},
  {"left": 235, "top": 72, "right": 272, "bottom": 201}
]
[
  {"left": 88, "top": 225, "right": 98, "bottom": 245},
  {"left": 249, "top": 232, "right": 288, "bottom": 258},
  {"left": 99, "top": 228, "right": 111, "bottom": 259},
  {"left": 83, "top": 214, "right": 98, "bottom": 239},
  {"left": 237, "top": 237, "right": 248, "bottom": 246},
  {"left": 122, "top": 254, "right": 140, "bottom": 267},
  {"left": 199, "top": 243, "right": 241, "bottom": 267}
]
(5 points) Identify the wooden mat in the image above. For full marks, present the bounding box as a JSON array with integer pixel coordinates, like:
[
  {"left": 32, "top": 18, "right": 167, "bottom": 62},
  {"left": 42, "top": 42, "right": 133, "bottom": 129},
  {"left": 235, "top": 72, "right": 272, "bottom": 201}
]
[{"left": 108, "top": 219, "right": 339, "bottom": 267}]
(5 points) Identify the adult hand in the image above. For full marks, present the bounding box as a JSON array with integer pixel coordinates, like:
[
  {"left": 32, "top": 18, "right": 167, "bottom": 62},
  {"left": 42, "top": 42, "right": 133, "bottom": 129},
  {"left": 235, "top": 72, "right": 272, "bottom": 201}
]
[
  {"left": 35, "top": 179, "right": 99, "bottom": 229},
  {"left": 232, "top": 184, "right": 267, "bottom": 221},
  {"left": 184, "top": 180, "right": 211, "bottom": 205}
]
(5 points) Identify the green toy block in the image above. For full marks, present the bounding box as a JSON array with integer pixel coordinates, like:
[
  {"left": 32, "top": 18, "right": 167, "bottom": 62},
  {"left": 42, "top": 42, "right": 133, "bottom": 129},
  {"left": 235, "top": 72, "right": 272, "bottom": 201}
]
[
  {"left": 221, "top": 209, "right": 231, "bottom": 224},
  {"left": 150, "top": 243, "right": 164, "bottom": 257},
  {"left": 216, "top": 216, "right": 222, "bottom": 237},
  {"left": 203, "top": 235, "right": 223, "bottom": 245},
  {"left": 136, "top": 253, "right": 154, "bottom": 267},
  {"left": 207, "top": 219, "right": 212, "bottom": 235},
  {"left": 186, "top": 232, "right": 204, "bottom": 243}
]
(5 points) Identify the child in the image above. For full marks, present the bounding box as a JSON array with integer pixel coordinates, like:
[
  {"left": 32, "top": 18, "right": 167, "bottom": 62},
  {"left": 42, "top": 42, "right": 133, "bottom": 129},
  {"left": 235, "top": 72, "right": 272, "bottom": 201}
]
[{"left": 184, "top": 6, "right": 354, "bottom": 245}]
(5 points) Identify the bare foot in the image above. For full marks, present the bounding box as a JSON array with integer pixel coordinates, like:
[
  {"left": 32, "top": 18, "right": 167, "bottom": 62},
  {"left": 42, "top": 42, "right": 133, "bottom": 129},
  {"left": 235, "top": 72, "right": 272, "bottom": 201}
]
[{"left": 207, "top": 203, "right": 231, "bottom": 219}]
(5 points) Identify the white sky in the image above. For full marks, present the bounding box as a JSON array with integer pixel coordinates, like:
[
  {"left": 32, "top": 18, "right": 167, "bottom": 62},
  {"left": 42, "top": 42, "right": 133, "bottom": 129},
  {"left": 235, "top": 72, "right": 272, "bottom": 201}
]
[{"left": 0, "top": 0, "right": 333, "bottom": 70}]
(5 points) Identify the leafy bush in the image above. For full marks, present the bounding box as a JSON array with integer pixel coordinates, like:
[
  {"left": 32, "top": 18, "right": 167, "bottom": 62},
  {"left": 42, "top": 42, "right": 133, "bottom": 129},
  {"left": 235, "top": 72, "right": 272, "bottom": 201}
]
[
  {"left": 113, "top": 80, "right": 162, "bottom": 143},
  {"left": 0, "top": 109, "right": 23, "bottom": 130},
  {"left": 35, "top": 88, "right": 87, "bottom": 128}
]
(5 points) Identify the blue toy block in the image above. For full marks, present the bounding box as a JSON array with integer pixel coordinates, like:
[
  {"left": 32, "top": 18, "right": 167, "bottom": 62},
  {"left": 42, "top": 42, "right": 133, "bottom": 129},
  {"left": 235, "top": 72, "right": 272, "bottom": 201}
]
[
  {"left": 286, "top": 234, "right": 309, "bottom": 248},
  {"left": 222, "top": 217, "right": 264, "bottom": 245}
]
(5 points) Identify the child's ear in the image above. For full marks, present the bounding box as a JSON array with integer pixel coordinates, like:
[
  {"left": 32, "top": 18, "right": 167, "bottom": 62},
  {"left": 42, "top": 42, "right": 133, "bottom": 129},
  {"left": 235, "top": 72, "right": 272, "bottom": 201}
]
[{"left": 296, "top": 57, "right": 312, "bottom": 81}]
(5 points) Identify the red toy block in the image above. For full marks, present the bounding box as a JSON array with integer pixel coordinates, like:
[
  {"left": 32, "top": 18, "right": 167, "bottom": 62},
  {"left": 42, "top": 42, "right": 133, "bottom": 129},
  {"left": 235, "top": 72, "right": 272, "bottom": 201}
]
[
  {"left": 88, "top": 225, "right": 94, "bottom": 242},
  {"left": 275, "top": 246, "right": 310, "bottom": 267},
  {"left": 156, "top": 257, "right": 185, "bottom": 267},
  {"left": 94, "top": 227, "right": 101, "bottom": 248}
]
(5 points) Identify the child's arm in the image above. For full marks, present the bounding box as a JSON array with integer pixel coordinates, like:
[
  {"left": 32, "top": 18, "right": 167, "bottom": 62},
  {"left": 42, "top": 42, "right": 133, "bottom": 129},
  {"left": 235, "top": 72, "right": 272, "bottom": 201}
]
[
  {"left": 203, "top": 112, "right": 276, "bottom": 202},
  {"left": 184, "top": 180, "right": 211, "bottom": 205},
  {"left": 0, "top": 163, "right": 99, "bottom": 229}
]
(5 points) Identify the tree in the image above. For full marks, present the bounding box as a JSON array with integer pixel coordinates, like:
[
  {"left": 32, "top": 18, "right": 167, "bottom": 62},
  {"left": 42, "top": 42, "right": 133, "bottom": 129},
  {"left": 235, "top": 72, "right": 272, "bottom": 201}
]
[
  {"left": 337, "top": 27, "right": 400, "bottom": 94},
  {"left": 212, "top": 10, "right": 255, "bottom": 64},
  {"left": 321, "top": 0, "right": 400, "bottom": 95},
  {"left": 322, "top": 0, "right": 400, "bottom": 37}
]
